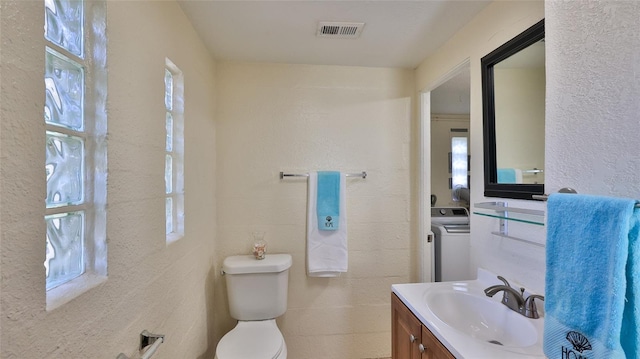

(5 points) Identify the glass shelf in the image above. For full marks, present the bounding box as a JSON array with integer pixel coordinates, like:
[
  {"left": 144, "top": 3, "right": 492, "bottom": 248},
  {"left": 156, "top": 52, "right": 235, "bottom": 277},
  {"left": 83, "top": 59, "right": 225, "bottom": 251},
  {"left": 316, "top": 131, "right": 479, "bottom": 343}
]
[{"left": 473, "top": 202, "right": 545, "bottom": 226}]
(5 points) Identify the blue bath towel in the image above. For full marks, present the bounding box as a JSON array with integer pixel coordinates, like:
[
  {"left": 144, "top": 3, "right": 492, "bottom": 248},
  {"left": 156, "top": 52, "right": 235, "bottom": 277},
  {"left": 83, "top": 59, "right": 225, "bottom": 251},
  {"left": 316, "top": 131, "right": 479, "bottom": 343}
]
[
  {"left": 544, "top": 193, "right": 640, "bottom": 359},
  {"left": 316, "top": 171, "right": 341, "bottom": 231},
  {"left": 622, "top": 207, "right": 640, "bottom": 356}
]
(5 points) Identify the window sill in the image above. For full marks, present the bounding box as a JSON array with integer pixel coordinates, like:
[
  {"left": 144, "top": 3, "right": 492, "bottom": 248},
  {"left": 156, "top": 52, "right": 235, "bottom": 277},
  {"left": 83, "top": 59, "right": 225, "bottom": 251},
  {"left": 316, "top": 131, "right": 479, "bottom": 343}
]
[
  {"left": 46, "top": 273, "right": 107, "bottom": 311},
  {"left": 166, "top": 232, "right": 184, "bottom": 245}
]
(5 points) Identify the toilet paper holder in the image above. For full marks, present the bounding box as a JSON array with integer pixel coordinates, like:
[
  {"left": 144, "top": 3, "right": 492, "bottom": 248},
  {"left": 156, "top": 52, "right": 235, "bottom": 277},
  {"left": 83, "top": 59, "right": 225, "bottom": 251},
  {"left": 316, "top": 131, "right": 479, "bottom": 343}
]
[{"left": 116, "top": 330, "right": 165, "bottom": 359}]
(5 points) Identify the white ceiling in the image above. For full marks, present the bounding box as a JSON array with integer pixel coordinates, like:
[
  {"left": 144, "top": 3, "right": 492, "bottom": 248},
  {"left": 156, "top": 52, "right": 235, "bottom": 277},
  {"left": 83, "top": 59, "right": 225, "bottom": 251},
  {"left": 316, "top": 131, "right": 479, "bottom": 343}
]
[
  {"left": 431, "top": 67, "right": 470, "bottom": 115},
  {"left": 177, "top": 0, "right": 492, "bottom": 69}
]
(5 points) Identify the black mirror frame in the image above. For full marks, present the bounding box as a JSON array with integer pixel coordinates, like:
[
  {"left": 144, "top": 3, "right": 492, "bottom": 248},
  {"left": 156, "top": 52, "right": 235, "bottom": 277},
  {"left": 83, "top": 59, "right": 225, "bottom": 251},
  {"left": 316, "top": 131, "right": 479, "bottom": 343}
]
[{"left": 481, "top": 19, "right": 545, "bottom": 200}]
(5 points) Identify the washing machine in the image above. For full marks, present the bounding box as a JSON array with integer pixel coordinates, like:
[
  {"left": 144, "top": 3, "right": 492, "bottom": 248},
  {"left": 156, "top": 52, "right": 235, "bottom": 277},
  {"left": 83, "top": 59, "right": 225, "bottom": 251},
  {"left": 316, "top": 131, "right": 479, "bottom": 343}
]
[{"left": 431, "top": 207, "right": 471, "bottom": 282}]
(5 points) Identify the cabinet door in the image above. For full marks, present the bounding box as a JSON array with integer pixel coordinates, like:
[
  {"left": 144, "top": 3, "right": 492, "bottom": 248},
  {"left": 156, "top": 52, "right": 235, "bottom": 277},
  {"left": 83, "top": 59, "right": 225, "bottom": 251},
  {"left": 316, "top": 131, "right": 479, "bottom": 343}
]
[
  {"left": 392, "top": 293, "right": 422, "bottom": 359},
  {"left": 421, "top": 325, "right": 455, "bottom": 359}
]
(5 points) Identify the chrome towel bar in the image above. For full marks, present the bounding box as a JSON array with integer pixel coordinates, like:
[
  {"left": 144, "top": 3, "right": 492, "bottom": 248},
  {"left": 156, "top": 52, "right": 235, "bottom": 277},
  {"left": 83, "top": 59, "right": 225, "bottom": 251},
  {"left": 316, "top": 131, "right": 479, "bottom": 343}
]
[
  {"left": 533, "top": 188, "right": 639, "bottom": 208},
  {"left": 280, "top": 171, "right": 367, "bottom": 179}
]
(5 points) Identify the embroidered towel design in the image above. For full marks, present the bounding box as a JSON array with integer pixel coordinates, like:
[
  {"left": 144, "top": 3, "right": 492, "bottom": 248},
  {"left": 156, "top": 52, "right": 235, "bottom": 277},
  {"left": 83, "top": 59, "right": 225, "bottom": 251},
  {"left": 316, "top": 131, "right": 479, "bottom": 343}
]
[{"left": 316, "top": 171, "right": 340, "bottom": 231}]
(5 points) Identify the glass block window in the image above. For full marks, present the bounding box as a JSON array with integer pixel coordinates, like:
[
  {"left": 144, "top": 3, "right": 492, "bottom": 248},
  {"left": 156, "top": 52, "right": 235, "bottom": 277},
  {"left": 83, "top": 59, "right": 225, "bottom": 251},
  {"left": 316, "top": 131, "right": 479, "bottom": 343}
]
[
  {"left": 46, "top": 132, "right": 84, "bottom": 207},
  {"left": 45, "top": 212, "right": 85, "bottom": 289},
  {"left": 165, "top": 60, "right": 184, "bottom": 242},
  {"left": 44, "top": 0, "right": 107, "bottom": 298},
  {"left": 45, "top": 0, "right": 84, "bottom": 58},
  {"left": 45, "top": 48, "right": 84, "bottom": 130},
  {"left": 451, "top": 136, "right": 469, "bottom": 195}
]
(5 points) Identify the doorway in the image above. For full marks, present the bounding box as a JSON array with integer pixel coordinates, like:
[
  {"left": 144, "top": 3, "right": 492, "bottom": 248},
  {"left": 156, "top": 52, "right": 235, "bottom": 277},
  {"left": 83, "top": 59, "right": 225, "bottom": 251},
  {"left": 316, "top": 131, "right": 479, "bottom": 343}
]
[
  {"left": 418, "top": 61, "right": 471, "bottom": 283},
  {"left": 430, "top": 67, "right": 471, "bottom": 208}
]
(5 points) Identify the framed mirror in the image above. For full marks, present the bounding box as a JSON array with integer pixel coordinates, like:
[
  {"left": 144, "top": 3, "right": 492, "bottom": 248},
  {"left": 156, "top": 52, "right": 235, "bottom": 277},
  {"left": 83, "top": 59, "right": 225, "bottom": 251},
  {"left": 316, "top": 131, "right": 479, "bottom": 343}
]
[{"left": 481, "top": 19, "right": 545, "bottom": 200}]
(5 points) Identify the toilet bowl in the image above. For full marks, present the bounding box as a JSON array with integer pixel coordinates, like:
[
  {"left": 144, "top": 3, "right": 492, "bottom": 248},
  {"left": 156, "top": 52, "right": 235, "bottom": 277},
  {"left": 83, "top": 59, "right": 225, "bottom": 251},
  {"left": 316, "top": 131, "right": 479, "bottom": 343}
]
[
  {"left": 215, "top": 320, "right": 287, "bottom": 359},
  {"left": 214, "top": 254, "right": 292, "bottom": 359}
]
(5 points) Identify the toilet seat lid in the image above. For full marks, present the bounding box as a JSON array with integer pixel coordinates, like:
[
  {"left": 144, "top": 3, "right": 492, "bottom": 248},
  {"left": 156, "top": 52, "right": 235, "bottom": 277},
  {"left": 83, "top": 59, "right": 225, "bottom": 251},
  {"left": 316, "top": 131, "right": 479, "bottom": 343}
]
[{"left": 216, "top": 320, "right": 284, "bottom": 359}]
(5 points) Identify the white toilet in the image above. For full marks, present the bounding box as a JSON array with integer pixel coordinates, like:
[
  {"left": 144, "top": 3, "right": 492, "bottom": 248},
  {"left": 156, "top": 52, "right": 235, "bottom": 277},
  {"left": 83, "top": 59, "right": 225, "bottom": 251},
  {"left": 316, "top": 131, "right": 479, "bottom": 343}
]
[{"left": 215, "top": 253, "right": 292, "bottom": 359}]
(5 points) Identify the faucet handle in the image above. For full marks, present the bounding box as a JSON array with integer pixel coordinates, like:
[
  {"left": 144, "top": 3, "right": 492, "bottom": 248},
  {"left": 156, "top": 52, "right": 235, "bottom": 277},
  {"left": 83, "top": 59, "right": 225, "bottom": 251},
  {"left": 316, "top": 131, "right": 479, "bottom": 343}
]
[
  {"left": 524, "top": 294, "right": 545, "bottom": 319},
  {"left": 497, "top": 275, "right": 511, "bottom": 287}
]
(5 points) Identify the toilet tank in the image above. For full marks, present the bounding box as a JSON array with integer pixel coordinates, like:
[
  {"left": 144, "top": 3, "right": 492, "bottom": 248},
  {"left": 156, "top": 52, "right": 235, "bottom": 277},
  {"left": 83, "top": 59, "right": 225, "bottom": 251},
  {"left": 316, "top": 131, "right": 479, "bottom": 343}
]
[{"left": 223, "top": 254, "right": 292, "bottom": 321}]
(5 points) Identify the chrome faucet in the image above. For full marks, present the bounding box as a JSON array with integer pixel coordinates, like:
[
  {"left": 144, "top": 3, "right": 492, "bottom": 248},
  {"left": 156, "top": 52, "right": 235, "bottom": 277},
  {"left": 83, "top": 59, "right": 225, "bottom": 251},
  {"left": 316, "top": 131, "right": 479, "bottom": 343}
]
[
  {"left": 484, "top": 276, "right": 525, "bottom": 312},
  {"left": 484, "top": 276, "right": 544, "bottom": 319}
]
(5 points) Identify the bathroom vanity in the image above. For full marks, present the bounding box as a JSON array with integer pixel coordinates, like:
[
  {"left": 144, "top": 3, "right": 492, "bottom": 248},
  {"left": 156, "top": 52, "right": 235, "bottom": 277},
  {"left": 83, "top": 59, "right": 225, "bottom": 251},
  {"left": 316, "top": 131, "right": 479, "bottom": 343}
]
[
  {"left": 392, "top": 293, "right": 454, "bottom": 359},
  {"left": 391, "top": 269, "right": 545, "bottom": 359}
]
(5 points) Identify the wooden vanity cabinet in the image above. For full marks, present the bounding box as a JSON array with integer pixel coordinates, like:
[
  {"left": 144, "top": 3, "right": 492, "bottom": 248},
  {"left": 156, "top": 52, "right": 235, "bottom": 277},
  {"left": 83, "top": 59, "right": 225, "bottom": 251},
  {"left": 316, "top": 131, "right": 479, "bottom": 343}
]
[{"left": 392, "top": 293, "right": 455, "bottom": 359}]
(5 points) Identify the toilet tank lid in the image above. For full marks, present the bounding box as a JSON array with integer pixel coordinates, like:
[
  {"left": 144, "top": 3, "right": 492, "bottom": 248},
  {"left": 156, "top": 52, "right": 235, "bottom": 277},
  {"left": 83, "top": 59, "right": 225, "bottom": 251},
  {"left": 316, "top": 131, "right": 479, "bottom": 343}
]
[{"left": 223, "top": 254, "right": 292, "bottom": 274}]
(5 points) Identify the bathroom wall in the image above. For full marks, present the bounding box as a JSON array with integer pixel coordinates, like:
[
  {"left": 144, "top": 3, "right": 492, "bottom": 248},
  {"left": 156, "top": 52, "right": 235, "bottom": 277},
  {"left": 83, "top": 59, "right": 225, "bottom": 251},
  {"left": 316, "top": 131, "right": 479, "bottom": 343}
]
[
  {"left": 545, "top": 0, "right": 640, "bottom": 201},
  {"left": 415, "top": 0, "right": 547, "bottom": 292},
  {"left": 214, "top": 62, "right": 414, "bottom": 358},
  {"left": 495, "top": 67, "right": 545, "bottom": 184},
  {"left": 1, "top": 1, "right": 217, "bottom": 358}
]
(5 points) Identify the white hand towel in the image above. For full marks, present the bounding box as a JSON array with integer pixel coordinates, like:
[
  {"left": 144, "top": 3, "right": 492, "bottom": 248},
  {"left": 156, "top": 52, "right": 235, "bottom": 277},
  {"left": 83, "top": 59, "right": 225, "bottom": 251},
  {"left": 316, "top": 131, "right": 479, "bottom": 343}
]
[
  {"left": 514, "top": 168, "right": 523, "bottom": 184},
  {"left": 307, "top": 172, "right": 348, "bottom": 277}
]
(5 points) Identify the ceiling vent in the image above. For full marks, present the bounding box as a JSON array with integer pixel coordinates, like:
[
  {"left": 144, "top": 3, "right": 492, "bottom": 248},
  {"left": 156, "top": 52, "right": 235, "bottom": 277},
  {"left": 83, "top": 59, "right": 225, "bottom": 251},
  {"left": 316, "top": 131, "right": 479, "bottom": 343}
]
[{"left": 317, "top": 22, "right": 365, "bottom": 39}]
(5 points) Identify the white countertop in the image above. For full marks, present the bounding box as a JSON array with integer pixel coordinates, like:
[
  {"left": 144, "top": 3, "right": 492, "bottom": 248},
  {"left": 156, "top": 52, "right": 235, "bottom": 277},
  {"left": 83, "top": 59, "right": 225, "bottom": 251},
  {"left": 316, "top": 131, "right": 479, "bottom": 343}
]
[{"left": 392, "top": 269, "right": 545, "bottom": 358}]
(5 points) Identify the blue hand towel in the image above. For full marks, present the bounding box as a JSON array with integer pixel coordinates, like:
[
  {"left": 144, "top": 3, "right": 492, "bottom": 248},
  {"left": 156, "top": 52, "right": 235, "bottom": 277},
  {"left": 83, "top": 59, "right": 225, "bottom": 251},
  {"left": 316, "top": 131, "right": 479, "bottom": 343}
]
[
  {"left": 497, "top": 168, "right": 516, "bottom": 183},
  {"left": 544, "top": 193, "right": 640, "bottom": 359},
  {"left": 316, "top": 171, "right": 340, "bottom": 231}
]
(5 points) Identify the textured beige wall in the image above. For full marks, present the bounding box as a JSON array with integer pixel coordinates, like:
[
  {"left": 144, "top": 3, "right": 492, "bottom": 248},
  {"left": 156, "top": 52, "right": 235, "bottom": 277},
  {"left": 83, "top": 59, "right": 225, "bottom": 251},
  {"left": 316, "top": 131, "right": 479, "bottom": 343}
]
[
  {"left": 1, "top": 1, "right": 217, "bottom": 358},
  {"left": 546, "top": 0, "right": 640, "bottom": 199},
  {"left": 214, "top": 62, "right": 414, "bottom": 358}
]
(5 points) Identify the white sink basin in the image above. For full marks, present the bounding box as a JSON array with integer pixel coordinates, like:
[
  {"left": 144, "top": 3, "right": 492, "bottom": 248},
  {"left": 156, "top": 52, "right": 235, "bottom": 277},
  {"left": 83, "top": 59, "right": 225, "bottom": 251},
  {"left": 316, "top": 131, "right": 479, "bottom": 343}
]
[{"left": 425, "top": 289, "right": 538, "bottom": 348}]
